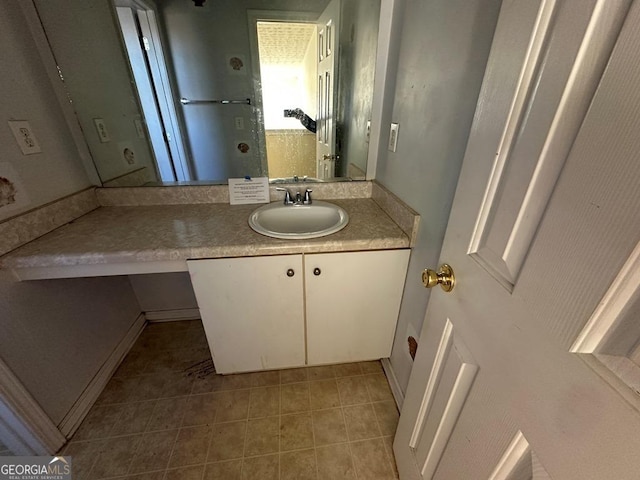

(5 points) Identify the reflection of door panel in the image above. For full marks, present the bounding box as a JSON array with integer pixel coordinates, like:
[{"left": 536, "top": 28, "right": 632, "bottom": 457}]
[
  {"left": 135, "top": 9, "right": 191, "bottom": 181},
  {"left": 395, "top": 0, "right": 640, "bottom": 479},
  {"left": 115, "top": 7, "right": 175, "bottom": 182},
  {"left": 316, "top": 0, "right": 340, "bottom": 179}
]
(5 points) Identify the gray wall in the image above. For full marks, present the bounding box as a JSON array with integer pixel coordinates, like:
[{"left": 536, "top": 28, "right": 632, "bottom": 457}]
[
  {"left": 0, "top": 2, "right": 94, "bottom": 222},
  {"left": 337, "top": 0, "right": 381, "bottom": 176},
  {"left": 376, "top": 0, "right": 502, "bottom": 391},
  {"left": 129, "top": 272, "right": 198, "bottom": 312},
  {"left": 0, "top": 1, "right": 142, "bottom": 426},
  {"left": 0, "top": 272, "right": 141, "bottom": 424}
]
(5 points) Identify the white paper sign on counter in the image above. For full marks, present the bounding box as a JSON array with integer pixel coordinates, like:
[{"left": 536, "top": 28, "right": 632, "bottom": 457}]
[{"left": 228, "top": 177, "right": 270, "bottom": 205}]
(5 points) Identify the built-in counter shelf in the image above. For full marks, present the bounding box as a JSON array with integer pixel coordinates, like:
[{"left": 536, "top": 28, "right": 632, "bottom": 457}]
[
  {"left": 0, "top": 184, "right": 419, "bottom": 373},
  {"left": 2, "top": 198, "right": 411, "bottom": 280}
]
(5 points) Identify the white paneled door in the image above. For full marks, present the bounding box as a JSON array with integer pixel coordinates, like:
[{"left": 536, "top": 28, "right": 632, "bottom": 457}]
[
  {"left": 316, "top": 0, "right": 340, "bottom": 178},
  {"left": 395, "top": 0, "right": 640, "bottom": 479}
]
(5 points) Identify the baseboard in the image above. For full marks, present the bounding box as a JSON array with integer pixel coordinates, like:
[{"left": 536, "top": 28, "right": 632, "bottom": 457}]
[
  {"left": 57, "top": 313, "right": 146, "bottom": 438},
  {"left": 381, "top": 357, "right": 405, "bottom": 410},
  {"left": 0, "top": 361, "right": 66, "bottom": 455},
  {"left": 145, "top": 308, "right": 201, "bottom": 322}
]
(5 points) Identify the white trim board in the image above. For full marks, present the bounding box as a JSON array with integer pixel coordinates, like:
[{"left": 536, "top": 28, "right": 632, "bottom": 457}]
[
  {"left": 145, "top": 308, "right": 201, "bottom": 322},
  {"left": 0, "top": 360, "right": 66, "bottom": 455},
  {"left": 381, "top": 357, "right": 404, "bottom": 410},
  {"left": 57, "top": 314, "right": 147, "bottom": 437}
]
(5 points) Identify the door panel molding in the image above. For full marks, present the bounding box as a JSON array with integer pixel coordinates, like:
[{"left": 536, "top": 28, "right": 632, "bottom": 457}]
[
  {"left": 469, "top": 0, "right": 629, "bottom": 292},
  {"left": 488, "top": 431, "right": 531, "bottom": 480},
  {"left": 409, "top": 319, "right": 478, "bottom": 479},
  {"left": 468, "top": 0, "right": 558, "bottom": 290},
  {"left": 489, "top": 431, "right": 552, "bottom": 480},
  {"left": 571, "top": 240, "right": 640, "bottom": 408}
]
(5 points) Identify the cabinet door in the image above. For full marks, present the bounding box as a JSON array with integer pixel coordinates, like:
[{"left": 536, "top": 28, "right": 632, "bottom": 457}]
[
  {"left": 187, "top": 256, "right": 305, "bottom": 374},
  {"left": 305, "top": 249, "right": 410, "bottom": 365}
]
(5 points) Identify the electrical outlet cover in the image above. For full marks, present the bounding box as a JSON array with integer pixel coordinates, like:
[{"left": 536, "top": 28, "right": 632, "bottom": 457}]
[
  {"left": 8, "top": 121, "right": 42, "bottom": 155},
  {"left": 389, "top": 123, "right": 399, "bottom": 152},
  {"left": 134, "top": 119, "right": 146, "bottom": 139},
  {"left": 93, "top": 118, "right": 111, "bottom": 143}
]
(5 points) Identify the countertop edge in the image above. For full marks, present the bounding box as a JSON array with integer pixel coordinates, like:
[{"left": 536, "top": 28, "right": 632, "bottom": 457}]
[{"left": 2, "top": 199, "right": 414, "bottom": 279}]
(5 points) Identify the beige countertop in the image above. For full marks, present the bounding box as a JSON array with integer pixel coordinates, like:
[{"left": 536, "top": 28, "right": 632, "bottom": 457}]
[{"left": 1, "top": 199, "right": 410, "bottom": 279}]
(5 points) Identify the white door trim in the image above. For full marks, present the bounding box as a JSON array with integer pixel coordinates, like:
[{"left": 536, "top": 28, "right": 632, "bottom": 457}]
[
  {"left": 366, "top": 0, "right": 401, "bottom": 180},
  {"left": 247, "top": 9, "right": 319, "bottom": 180},
  {"left": 136, "top": 7, "right": 193, "bottom": 181},
  {"left": 0, "top": 359, "right": 65, "bottom": 455}
]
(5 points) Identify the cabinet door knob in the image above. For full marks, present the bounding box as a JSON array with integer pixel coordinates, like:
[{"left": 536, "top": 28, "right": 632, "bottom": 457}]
[
  {"left": 286, "top": 269, "right": 295, "bottom": 277},
  {"left": 313, "top": 267, "right": 321, "bottom": 276}
]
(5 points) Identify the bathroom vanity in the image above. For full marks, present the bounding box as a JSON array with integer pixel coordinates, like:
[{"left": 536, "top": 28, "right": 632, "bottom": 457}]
[
  {"left": 189, "top": 249, "right": 409, "bottom": 373},
  {"left": 2, "top": 186, "right": 418, "bottom": 374}
]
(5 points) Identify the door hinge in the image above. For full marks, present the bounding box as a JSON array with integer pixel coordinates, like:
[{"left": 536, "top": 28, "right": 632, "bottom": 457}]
[{"left": 142, "top": 36, "right": 150, "bottom": 51}]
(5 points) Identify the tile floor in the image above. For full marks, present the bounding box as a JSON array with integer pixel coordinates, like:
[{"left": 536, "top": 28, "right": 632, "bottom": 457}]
[{"left": 62, "top": 320, "right": 400, "bottom": 479}]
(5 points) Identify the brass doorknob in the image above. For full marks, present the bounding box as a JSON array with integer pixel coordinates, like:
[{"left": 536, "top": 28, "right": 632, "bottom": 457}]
[{"left": 422, "top": 264, "right": 455, "bottom": 292}]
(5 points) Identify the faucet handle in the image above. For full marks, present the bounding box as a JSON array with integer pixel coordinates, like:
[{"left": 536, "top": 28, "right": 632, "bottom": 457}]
[
  {"left": 303, "top": 189, "right": 313, "bottom": 204},
  {"left": 275, "top": 187, "right": 293, "bottom": 205}
]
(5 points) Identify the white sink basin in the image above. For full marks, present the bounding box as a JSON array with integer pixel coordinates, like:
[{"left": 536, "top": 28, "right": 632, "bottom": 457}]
[{"left": 249, "top": 201, "right": 349, "bottom": 239}]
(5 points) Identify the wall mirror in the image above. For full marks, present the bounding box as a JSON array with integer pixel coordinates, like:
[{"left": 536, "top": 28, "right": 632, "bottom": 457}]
[{"left": 32, "top": 0, "right": 383, "bottom": 187}]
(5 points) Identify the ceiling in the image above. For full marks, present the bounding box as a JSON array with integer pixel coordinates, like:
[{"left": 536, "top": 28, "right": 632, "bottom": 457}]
[{"left": 257, "top": 22, "right": 316, "bottom": 65}]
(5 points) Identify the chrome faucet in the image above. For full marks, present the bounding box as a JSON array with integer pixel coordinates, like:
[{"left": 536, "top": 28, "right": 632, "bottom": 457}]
[
  {"left": 275, "top": 187, "right": 312, "bottom": 205},
  {"left": 275, "top": 187, "right": 294, "bottom": 205},
  {"left": 303, "top": 188, "right": 313, "bottom": 204}
]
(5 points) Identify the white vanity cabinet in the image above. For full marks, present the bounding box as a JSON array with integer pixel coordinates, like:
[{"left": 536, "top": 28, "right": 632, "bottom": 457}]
[
  {"left": 187, "top": 249, "right": 410, "bottom": 374},
  {"left": 187, "top": 255, "right": 306, "bottom": 374},
  {"left": 305, "top": 250, "right": 410, "bottom": 365}
]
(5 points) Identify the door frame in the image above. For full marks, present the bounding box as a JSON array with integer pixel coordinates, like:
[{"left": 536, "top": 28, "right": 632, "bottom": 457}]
[
  {"left": 134, "top": 6, "right": 193, "bottom": 181},
  {"left": 247, "top": 10, "right": 320, "bottom": 179},
  {"left": 0, "top": 359, "right": 65, "bottom": 455},
  {"left": 115, "top": 0, "right": 192, "bottom": 182}
]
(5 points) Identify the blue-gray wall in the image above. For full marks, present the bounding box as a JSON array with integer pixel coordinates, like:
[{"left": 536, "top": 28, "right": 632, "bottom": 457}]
[{"left": 376, "top": 0, "right": 502, "bottom": 392}]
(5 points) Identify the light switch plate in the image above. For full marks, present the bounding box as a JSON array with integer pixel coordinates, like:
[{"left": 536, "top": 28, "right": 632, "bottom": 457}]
[
  {"left": 389, "top": 122, "right": 399, "bottom": 152},
  {"left": 8, "top": 121, "right": 42, "bottom": 155},
  {"left": 93, "top": 118, "right": 111, "bottom": 143}
]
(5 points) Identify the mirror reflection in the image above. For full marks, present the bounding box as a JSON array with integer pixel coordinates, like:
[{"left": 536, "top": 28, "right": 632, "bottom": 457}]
[{"left": 33, "top": 0, "right": 381, "bottom": 187}]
